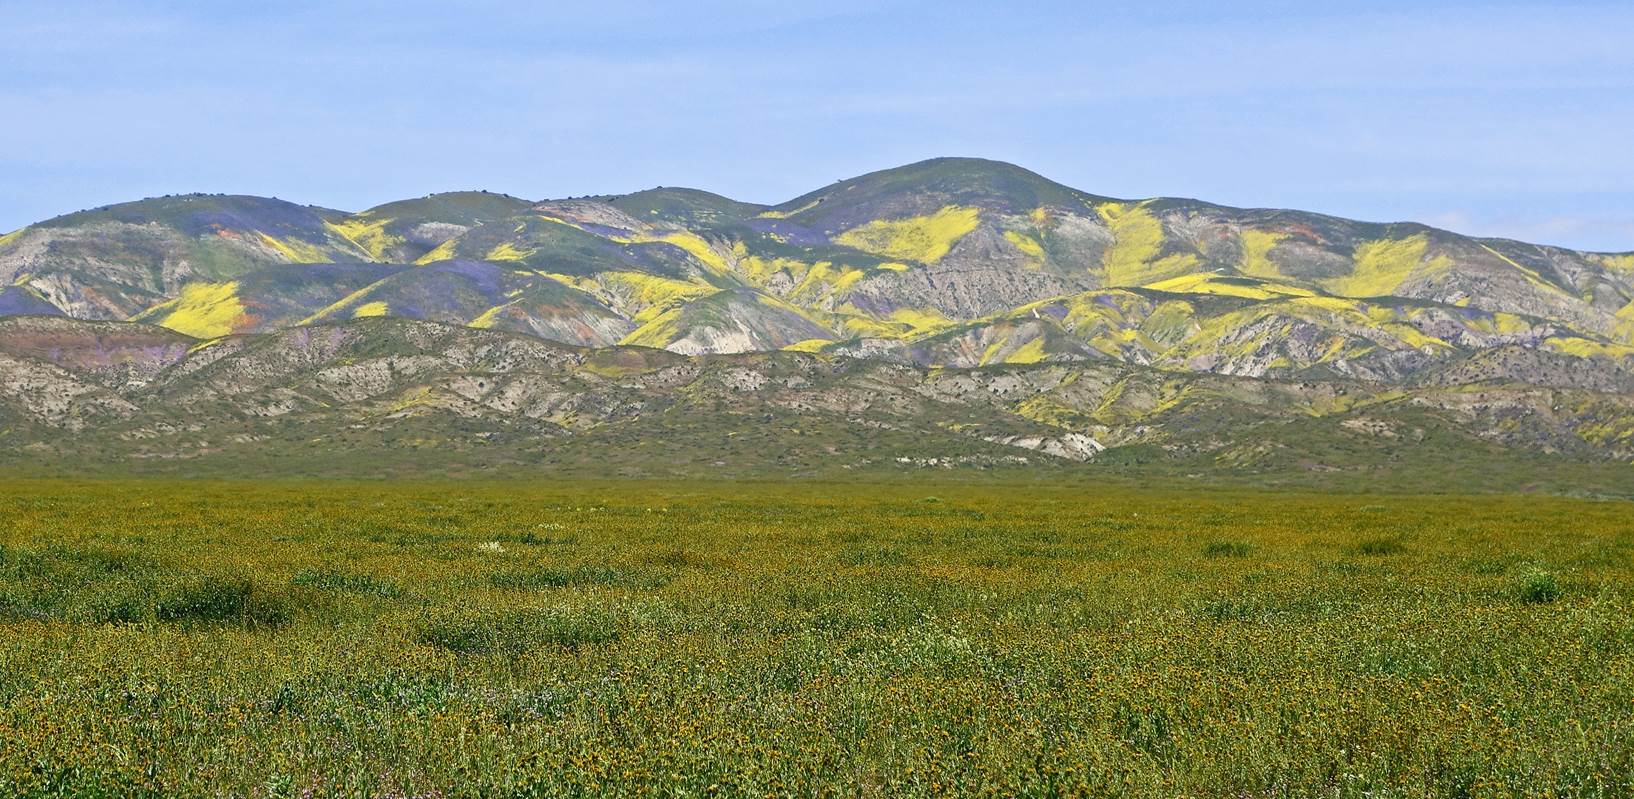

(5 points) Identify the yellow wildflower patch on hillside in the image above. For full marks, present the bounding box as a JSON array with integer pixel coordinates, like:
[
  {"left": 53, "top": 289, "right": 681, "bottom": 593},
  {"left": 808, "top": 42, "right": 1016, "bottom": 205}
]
[
  {"left": 1614, "top": 301, "right": 1634, "bottom": 343},
  {"left": 295, "top": 274, "right": 399, "bottom": 325},
  {"left": 1476, "top": 244, "right": 1578, "bottom": 297},
  {"left": 1546, "top": 336, "right": 1634, "bottom": 359},
  {"left": 834, "top": 206, "right": 980, "bottom": 264},
  {"left": 325, "top": 217, "right": 403, "bottom": 261},
  {"left": 415, "top": 239, "right": 460, "bottom": 265},
  {"left": 1144, "top": 273, "right": 1312, "bottom": 300},
  {"left": 977, "top": 329, "right": 1050, "bottom": 366},
  {"left": 756, "top": 199, "right": 821, "bottom": 219},
  {"left": 618, "top": 309, "right": 687, "bottom": 349},
  {"left": 257, "top": 233, "right": 331, "bottom": 264},
  {"left": 1330, "top": 234, "right": 1448, "bottom": 298},
  {"left": 1596, "top": 254, "right": 1634, "bottom": 273},
  {"left": 789, "top": 261, "right": 868, "bottom": 302},
  {"left": 828, "top": 304, "right": 959, "bottom": 341},
  {"left": 736, "top": 255, "right": 810, "bottom": 284},
  {"left": 351, "top": 301, "right": 389, "bottom": 319},
  {"left": 485, "top": 242, "right": 535, "bottom": 262},
  {"left": 1002, "top": 336, "right": 1049, "bottom": 364},
  {"left": 621, "top": 231, "right": 732, "bottom": 275},
  {"left": 138, "top": 281, "right": 246, "bottom": 338},
  {"left": 1465, "top": 311, "right": 1536, "bottom": 336},
  {"left": 1291, "top": 295, "right": 1368, "bottom": 314},
  {"left": 598, "top": 272, "right": 715, "bottom": 323},
  {"left": 1239, "top": 229, "right": 1288, "bottom": 280},
  {"left": 538, "top": 272, "right": 594, "bottom": 291},
  {"left": 836, "top": 314, "right": 901, "bottom": 338},
  {"left": 1137, "top": 299, "right": 1198, "bottom": 341},
  {"left": 888, "top": 307, "right": 957, "bottom": 335},
  {"left": 1003, "top": 231, "right": 1046, "bottom": 265},
  {"left": 469, "top": 300, "right": 521, "bottom": 329},
  {"left": 781, "top": 338, "right": 833, "bottom": 353},
  {"left": 1096, "top": 202, "right": 1200, "bottom": 287}
]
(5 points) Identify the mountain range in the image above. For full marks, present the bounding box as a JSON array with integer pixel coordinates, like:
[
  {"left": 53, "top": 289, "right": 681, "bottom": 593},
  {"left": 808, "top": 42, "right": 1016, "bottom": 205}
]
[{"left": 3, "top": 158, "right": 1633, "bottom": 488}]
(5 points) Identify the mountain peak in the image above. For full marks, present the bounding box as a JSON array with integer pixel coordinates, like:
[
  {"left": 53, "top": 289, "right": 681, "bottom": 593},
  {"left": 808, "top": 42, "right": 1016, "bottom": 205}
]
[
  {"left": 767, "top": 157, "right": 1099, "bottom": 228},
  {"left": 37, "top": 193, "right": 343, "bottom": 233},
  {"left": 598, "top": 187, "right": 767, "bottom": 227}
]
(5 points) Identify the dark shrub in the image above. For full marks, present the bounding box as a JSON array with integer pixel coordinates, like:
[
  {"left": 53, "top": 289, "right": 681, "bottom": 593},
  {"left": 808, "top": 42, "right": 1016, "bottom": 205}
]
[
  {"left": 1202, "top": 540, "right": 1253, "bottom": 559},
  {"left": 156, "top": 576, "right": 290, "bottom": 628},
  {"left": 1354, "top": 537, "right": 1406, "bottom": 556}
]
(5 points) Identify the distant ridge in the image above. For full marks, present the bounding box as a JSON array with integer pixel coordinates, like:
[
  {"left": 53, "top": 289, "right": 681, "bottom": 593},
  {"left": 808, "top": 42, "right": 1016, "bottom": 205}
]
[{"left": 0, "top": 155, "right": 1629, "bottom": 395}]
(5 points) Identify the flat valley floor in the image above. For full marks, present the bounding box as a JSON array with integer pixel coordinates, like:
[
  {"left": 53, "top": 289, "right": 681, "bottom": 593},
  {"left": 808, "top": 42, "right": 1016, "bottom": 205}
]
[{"left": 1, "top": 479, "right": 1631, "bottom": 796}]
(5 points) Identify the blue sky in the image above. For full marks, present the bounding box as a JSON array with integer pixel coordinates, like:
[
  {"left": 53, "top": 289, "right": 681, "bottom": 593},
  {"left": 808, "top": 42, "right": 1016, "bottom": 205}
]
[{"left": 3, "top": 1, "right": 1632, "bottom": 251}]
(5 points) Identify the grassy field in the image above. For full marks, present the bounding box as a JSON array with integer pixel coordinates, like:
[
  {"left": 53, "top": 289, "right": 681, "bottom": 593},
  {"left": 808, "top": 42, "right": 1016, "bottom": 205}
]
[{"left": 1, "top": 479, "right": 1631, "bottom": 797}]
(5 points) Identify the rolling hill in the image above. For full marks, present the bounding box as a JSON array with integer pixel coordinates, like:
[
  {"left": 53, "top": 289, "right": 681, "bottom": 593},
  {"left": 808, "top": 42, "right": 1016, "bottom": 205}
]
[{"left": 2, "top": 158, "right": 1632, "bottom": 484}]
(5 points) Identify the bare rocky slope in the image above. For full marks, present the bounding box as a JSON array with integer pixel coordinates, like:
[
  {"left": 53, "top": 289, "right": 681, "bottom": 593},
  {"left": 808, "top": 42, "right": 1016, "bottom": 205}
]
[{"left": 1, "top": 315, "right": 1631, "bottom": 492}]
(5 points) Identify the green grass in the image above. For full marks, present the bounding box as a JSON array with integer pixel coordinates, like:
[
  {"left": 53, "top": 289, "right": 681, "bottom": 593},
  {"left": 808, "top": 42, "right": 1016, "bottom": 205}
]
[{"left": 1, "top": 479, "right": 1631, "bottom": 796}]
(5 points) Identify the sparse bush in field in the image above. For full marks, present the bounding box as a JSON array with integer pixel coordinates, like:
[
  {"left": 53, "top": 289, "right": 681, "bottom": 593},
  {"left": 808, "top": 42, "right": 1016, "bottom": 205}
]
[
  {"left": 292, "top": 568, "right": 403, "bottom": 598},
  {"left": 155, "top": 576, "right": 290, "bottom": 629},
  {"left": 1202, "top": 540, "right": 1253, "bottom": 559},
  {"left": 417, "top": 606, "right": 618, "bottom": 655},
  {"left": 1518, "top": 569, "right": 1561, "bottom": 604},
  {"left": 1353, "top": 536, "right": 1407, "bottom": 556}
]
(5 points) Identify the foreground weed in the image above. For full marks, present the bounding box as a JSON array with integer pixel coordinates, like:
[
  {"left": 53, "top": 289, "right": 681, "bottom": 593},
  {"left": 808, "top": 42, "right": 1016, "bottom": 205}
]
[{"left": 1518, "top": 568, "right": 1562, "bottom": 604}]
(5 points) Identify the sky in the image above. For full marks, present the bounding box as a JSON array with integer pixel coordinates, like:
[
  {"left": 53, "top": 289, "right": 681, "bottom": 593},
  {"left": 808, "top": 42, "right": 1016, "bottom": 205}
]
[{"left": 3, "top": 0, "right": 1632, "bottom": 251}]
